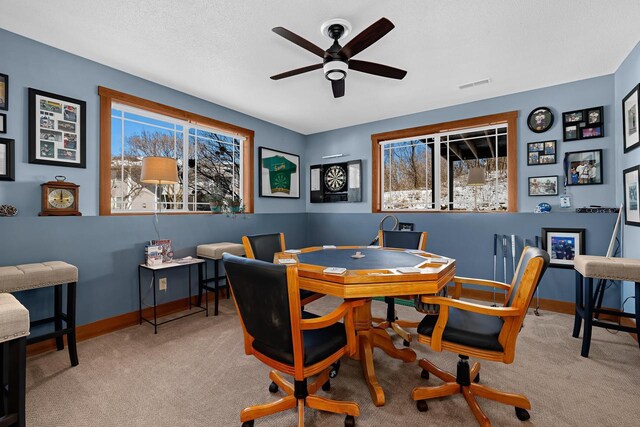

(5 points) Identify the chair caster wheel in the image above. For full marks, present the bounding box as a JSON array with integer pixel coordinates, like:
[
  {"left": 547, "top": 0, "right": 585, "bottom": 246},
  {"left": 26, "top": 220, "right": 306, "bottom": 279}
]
[
  {"left": 344, "top": 415, "right": 355, "bottom": 427},
  {"left": 268, "top": 382, "right": 278, "bottom": 393},
  {"left": 322, "top": 380, "right": 331, "bottom": 392},
  {"left": 473, "top": 373, "right": 480, "bottom": 383},
  {"left": 242, "top": 421, "right": 254, "bottom": 427},
  {"left": 417, "top": 399, "right": 428, "bottom": 412},
  {"left": 330, "top": 360, "right": 341, "bottom": 378},
  {"left": 515, "top": 407, "right": 530, "bottom": 421},
  {"left": 403, "top": 340, "right": 410, "bottom": 347},
  {"left": 420, "top": 369, "right": 429, "bottom": 380}
]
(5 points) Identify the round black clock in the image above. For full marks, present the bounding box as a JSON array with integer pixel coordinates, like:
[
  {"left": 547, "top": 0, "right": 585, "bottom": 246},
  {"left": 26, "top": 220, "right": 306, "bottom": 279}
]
[
  {"left": 527, "top": 107, "right": 554, "bottom": 133},
  {"left": 324, "top": 165, "right": 346, "bottom": 192}
]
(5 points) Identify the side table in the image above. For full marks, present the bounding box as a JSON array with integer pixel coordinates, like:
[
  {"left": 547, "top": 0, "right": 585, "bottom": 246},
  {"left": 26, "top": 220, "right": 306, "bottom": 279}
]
[{"left": 138, "top": 258, "right": 207, "bottom": 334}]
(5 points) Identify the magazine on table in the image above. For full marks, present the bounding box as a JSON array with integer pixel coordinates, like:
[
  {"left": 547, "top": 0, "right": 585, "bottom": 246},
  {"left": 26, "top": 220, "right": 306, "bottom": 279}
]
[{"left": 149, "top": 239, "right": 174, "bottom": 263}]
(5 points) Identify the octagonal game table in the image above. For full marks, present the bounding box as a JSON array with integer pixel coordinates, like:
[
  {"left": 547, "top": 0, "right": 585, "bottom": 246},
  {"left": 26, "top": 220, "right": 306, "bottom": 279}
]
[{"left": 274, "top": 246, "right": 456, "bottom": 407}]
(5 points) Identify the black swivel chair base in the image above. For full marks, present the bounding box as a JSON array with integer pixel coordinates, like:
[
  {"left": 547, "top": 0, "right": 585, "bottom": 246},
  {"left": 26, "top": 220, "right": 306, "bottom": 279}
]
[{"left": 412, "top": 356, "right": 531, "bottom": 427}]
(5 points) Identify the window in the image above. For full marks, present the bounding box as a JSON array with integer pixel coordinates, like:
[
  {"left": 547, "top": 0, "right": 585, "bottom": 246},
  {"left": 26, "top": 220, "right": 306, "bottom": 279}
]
[
  {"left": 99, "top": 87, "right": 253, "bottom": 215},
  {"left": 372, "top": 112, "right": 517, "bottom": 212}
]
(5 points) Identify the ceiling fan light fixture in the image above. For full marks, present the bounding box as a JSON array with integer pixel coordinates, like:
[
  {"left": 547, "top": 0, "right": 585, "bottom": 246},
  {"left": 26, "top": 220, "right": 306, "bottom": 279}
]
[{"left": 324, "top": 60, "right": 347, "bottom": 81}]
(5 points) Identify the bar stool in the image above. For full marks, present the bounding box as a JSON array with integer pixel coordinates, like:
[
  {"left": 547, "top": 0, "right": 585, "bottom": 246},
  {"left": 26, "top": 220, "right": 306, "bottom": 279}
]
[
  {"left": 0, "top": 261, "right": 79, "bottom": 366},
  {"left": 573, "top": 255, "right": 640, "bottom": 357},
  {"left": 0, "top": 293, "right": 29, "bottom": 427},
  {"left": 196, "top": 243, "right": 245, "bottom": 315}
]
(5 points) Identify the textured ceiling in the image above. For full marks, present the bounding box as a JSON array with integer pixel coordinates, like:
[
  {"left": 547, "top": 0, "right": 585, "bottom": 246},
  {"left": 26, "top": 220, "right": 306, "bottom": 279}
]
[{"left": 1, "top": 0, "right": 639, "bottom": 134}]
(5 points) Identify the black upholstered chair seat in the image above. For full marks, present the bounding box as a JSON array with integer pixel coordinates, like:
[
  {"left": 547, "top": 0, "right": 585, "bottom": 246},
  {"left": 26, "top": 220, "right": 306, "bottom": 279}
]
[
  {"left": 417, "top": 308, "right": 504, "bottom": 352},
  {"left": 252, "top": 311, "right": 347, "bottom": 366}
]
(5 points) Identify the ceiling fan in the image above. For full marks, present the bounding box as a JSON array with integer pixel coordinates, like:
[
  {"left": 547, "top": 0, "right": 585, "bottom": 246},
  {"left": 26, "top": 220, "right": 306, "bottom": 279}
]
[{"left": 270, "top": 17, "right": 407, "bottom": 98}]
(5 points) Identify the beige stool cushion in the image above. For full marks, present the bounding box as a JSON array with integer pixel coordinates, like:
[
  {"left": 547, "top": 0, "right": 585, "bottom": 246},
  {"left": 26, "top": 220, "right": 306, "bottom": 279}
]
[
  {"left": 197, "top": 242, "right": 245, "bottom": 260},
  {"left": 0, "top": 261, "right": 78, "bottom": 293},
  {"left": 574, "top": 255, "right": 640, "bottom": 282},
  {"left": 0, "top": 293, "right": 30, "bottom": 344}
]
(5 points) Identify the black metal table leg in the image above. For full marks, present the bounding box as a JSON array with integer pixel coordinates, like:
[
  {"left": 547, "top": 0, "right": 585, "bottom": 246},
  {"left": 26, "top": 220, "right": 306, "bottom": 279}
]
[
  {"left": 572, "top": 271, "right": 583, "bottom": 338},
  {"left": 197, "top": 258, "right": 205, "bottom": 308},
  {"left": 54, "top": 285, "right": 64, "bottom": 351},
  {"left": 67, "top": 282, "right": 79, "bottom": 366},
  {"left": 214, "top": 259, "right": 219, "bottom": 316},
  {"left": 152, "top": 271, "right": 158, "bottom": 334},
  {"left": 199, "top": 262, "right": 208, "bottom": 317},
  {"left": 138, "top": 266, "right": 143, "bottom": 325},
  {"left": 188, "top": 265, "right": 192, "bottom": 310},
  {"left": 581, "top": 277, "right": 594, "bottom": 358}
]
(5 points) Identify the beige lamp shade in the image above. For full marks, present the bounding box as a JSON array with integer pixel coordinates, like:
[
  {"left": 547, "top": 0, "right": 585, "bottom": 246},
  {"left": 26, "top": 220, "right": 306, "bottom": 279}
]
[
  {"left": 467, "top": 167, "right": 486, "bottom": 186},
  {"left": 140, "top": 157, "right": 179, "bottom": 184}
]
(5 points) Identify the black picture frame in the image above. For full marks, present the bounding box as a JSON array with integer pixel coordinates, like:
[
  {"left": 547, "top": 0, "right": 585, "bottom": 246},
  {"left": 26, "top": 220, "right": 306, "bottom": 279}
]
[
  {"left": 0, "top": 138, "right": 15, "bottom": 181},
  {"left": 564, "top": 149, "right": 603, "bottom": 186},
  {"left": 0, "top": 113, "right": 6, "bottom": 134},
  {"left": 0, "top": 73, "right": 7, "bottom": 111},
  {"left": 623, "top": 165, "right": 640, "bottom": 227},
  {"left": 541, "top": 227, "right": 585, "bottom": 269},
  {"left": 28, "top": 88, "right": 86, "bottom": 168},
  {"left": 527, "top": 140, "right": 556, "bottom": 165},
  {"left": 561, "top": 105, "right": 604, "bottom": 141},
  {"left": 528, "top": 175, "right": 558, "bottom": 196},
  {"left": 622, "top": 84, "right": 640, "bottom": 153},
  {"left": 527, "top": 107, "right": 554, "bottom": 133},
  {"left": 258, "top": 146, "right": 300, "bottom": 198}
]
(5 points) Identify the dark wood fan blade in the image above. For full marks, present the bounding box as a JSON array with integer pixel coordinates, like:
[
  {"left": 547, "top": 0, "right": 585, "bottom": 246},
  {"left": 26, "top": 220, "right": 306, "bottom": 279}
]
[
  {"left": 331, "top": 79, "right": 345, "bottom": 98},
  {"left": 270, "top": 63, "right": 323, "bottom": 80},
  {"left": 349, "top": 60, "right": 407, "bottom": 80},
  {"left": 272, "top": 27, "right": 325, "bottom": 58},
  {"left": 339, "top": 17, "right": 395, "bottom": 59}
]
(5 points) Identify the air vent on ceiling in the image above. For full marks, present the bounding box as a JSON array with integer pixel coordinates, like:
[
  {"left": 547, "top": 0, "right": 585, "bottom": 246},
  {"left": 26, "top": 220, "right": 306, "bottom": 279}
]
[{"left": 459, "top": 78, "right": 491, "bottom": 90}]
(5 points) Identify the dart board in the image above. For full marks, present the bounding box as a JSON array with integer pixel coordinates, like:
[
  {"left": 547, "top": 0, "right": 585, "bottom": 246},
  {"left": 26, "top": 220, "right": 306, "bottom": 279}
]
[{"left": 324, "top": 165, "right": 347, "bottom": 191}]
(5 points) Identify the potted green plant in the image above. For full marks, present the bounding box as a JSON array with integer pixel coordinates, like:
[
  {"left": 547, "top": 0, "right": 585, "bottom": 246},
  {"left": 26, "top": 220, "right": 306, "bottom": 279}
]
[
  {"left": 208, "top": 193, "right": 224, "bottom": 213},
  {"left": 226, "top": 195, "right": 244, "bottom": 214}
]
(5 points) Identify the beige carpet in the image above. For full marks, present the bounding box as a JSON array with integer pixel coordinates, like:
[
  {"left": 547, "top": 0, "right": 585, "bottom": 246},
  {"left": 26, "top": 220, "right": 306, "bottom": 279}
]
[{"left": 25, "top": 297, "right": 640, "bottom": 427}]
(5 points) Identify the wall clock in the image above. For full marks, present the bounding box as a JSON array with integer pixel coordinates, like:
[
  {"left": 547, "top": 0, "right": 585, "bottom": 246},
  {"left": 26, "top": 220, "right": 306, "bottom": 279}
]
[
  {"left": 39, "top": 176, "right": 81, "bottom": 216},
  {"left": 527, "top": 107, "right": 554, "bottom": 133}
]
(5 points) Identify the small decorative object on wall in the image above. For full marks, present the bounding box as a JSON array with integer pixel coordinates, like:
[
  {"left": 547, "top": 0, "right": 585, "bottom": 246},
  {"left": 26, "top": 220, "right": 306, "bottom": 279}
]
[
  {"left": 528, "top": 175, "right": 558, "bottom": 196},
  {"left": 258, "top": 147, "right": 300, "bottom": 198},
  {"left": 39, "top": 176, "right": 82, "bottom": 216},
  {"left": 564, "top": 149, "right": 603, "bottom": 186},
  {"left": 527, "top": 107, "right": 554, "bottom": 133},
  {"left": 0, "top": 138, "right": 14, "bottom": 181},
  {"left": 0, "top": 204, "right": 17, "bottom": 217},
  {"left": 541, "top": 227, "right": 585, "bottom": 269},
  {"left": 562, "top": 106, "right": 604, "bottom": 141},
  {"left": 28, "top": 88, "right": 86, "bottom": 168},
  {"left": 0, "top": 113, "right": 6, "bottom": 134},
  {"left": 310, "top": 159, "right": 362, "bottom": 203},
  {"left": 623, "top": 84, "right": 639, "bottom": 153},
  {"left": 623, "top": 164, "right": 640, "bottom": 226},
  {"left": 0, "top": 73, "right": 8, "bottom": 111},
  {"left": 527, "top": 140, "right": 556, "bottom": 165}
]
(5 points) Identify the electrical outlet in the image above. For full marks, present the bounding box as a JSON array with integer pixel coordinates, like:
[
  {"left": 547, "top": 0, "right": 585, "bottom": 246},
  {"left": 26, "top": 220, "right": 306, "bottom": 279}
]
[{"left": 159, "top": 277, "right": 167, "bottom": 291}]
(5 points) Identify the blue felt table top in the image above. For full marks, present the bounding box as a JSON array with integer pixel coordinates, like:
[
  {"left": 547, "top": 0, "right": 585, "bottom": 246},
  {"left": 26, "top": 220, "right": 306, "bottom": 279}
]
[{"left": 296, "top": 248, "right": 426, "bottom": 270}]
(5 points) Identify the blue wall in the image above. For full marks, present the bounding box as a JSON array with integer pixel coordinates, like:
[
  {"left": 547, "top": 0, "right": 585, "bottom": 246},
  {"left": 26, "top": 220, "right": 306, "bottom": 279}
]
[{"left": 615, "top": 41, "right": 640, "bottom": 314}]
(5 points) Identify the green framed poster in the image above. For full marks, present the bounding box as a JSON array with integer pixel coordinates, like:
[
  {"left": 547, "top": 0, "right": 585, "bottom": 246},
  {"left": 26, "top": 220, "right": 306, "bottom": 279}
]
[{"left": 259, "top": 146, "right": 300, "bottom": 198}]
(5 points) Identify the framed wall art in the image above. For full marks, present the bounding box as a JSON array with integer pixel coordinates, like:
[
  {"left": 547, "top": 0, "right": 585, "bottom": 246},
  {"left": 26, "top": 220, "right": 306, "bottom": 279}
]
[
  {"left": 623, "top": 84, "right": 639, "bottom": 153},
  {"left": 562, "top": 106, "right": 604, "bottom": 142},
  {"left": 0, "top": 138, "right": 15, "bottom": 181},
  {"left": 527, "top": 107, "right": 554, "bottom": 133},
  {"left": 28, "top": 88, "right": 86, "bottom": 168},
  {"left": 623, "top": 164, "right": 640, "bottom": 226},
  {"left": 541, "top": 228, "right": 585, "bottom": 269},
  {"left": 527, "top": 140, "right": 556, "bottom": 165},
  {"left": 0, "top": 73, "right": 7, "bottom": 111},
  {"left": 258, "top": 146, "right": 300, "bottom": 198},
  {"left": 528, "top": 175, "right": 558, "bottom": 196},
  {"left": 0, "top": 113, "right": 6, "bottom": 134},
  {"left": 564, "top": 149, "right": 603, "bottom": 186}
]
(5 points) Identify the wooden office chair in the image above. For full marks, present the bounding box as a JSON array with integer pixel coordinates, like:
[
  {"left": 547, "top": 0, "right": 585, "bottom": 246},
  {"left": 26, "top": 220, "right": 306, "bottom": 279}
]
[
  {"left": 222, "top": 254, "right": 360, "bottom": 427},
  {"left": 374, "top": 230, "right": 428, "bottom": 346},
  {"left": 242, "top": 233, "right": 323, "bottom": 306},
  {"left": 411, "top": 246, "right": 549, "bottom": 426}
]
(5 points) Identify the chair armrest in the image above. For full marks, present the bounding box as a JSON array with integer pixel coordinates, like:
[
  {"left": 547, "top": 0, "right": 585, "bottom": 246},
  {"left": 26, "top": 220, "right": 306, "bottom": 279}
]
[
  {"left": 419, "top": 296, "right": 521, "bottom": 317},
  {"left": 300, "top": 301, "right": 353, "bottom": 330},
  {"left": 453, "top": 276, "right": 511, "bottom": 291}
]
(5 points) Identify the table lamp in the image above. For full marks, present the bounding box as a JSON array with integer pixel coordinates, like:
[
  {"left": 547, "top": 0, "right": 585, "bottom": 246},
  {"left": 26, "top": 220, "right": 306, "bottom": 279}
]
[
  {"left": 467, "top": 166, "right": 486, "bottom": 211},
  {"left": 141, "top": 156, "right": 178, "bottom": 237}
]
